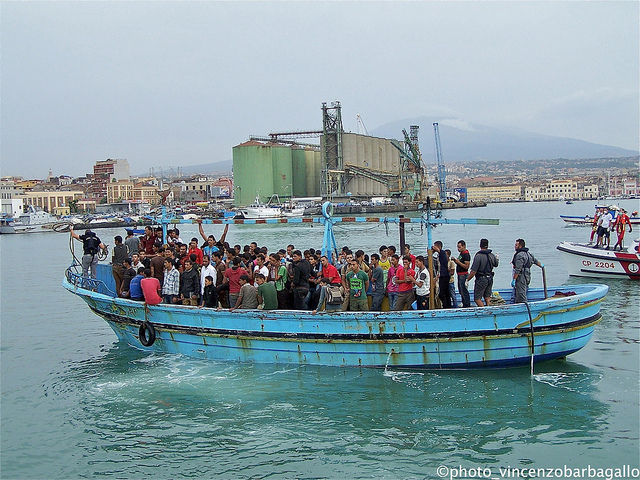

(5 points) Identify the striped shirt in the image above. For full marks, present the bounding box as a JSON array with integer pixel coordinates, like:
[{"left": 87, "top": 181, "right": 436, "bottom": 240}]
[{"left": 162, "top": 267, "right": 180, "bottom": 295}]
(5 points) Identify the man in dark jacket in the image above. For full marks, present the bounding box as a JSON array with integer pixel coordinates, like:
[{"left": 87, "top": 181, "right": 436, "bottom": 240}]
[
  {"left": 291, "top": 250, "right": 311, "bottom": 310},
  {"left": 70, "top": 227, "right": 105, "bottom": 279},
  {"left": 433, "top": 241, "right": 451, "bottom": 308},
  {"left": 511, "top": 238, "right": 543, "bottom": 303},
  {"left": 120, "top": 258, "right": 137, "bottom": 298},
  {"left": 179, "top": 259, "right": 201, "bottom": 305},
  {"left": 466, "top": 238, "right": 499, "bottom": 307},
  {"left": 112, "top": 235, "right": 128, "bottom": 295}
]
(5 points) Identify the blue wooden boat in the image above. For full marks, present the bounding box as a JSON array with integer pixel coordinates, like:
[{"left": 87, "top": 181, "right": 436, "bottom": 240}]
[
  {"left": 63, "top": 201, "right": 608, "bottom": 368},
  {"left": 62, "top": 265, "right": 607, "bottom": 368}
]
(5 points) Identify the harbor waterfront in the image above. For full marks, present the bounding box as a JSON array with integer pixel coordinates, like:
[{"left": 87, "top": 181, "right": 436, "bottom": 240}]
[{"left": 1, "top": 200, "right": 638, "bottom": 478}]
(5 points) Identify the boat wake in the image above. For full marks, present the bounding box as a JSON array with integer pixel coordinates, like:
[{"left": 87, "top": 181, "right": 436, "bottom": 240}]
[{"left": 532, "top": 372, "right": 603, "bottom": 392}]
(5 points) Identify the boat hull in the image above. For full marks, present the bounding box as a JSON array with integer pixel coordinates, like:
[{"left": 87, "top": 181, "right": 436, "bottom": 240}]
[
  {"left": 560, "top": 215, "right": 640, "bottom": 226},
  {"left": 557, "top": 242, "right": 640, "bottom": 280},
  {"left": 63, "top": 265, "right": 608, "bottom": 368},
  {"left": 0, "top": 222, "right": 68, "bottom": 234}
]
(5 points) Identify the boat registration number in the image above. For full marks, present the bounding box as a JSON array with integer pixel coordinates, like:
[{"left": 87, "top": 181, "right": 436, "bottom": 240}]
[{"left": 582, "top": 260, "right": 615, "bottom": 269}]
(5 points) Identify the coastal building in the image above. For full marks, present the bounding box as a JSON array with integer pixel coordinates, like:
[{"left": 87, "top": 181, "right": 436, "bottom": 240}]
[
  {"left": 524, "top": 180, "right": 599, "bottom": 201},
  {"left": 608, "top": 176, "right": 639, "bottom": 197},
  {"left": 22, "top": 190, "right": 85, "bottom": 213},
  {"left": 88, "top": 158, "right": 130, "bottom": 201},
  {"left": 466, "top": 185, "right": 523, "bottom": 202},
  {"left": 106, "top": 179, "right": 160, "bottom": 205},
  {"left": 0, "top": 180, "right": 25, "bottom": 217}
]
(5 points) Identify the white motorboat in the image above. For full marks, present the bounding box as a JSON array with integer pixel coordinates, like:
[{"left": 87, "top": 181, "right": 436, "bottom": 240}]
[
  {"left": 281, "top": 205, "right": 305, "bottom": 217},
  {"left": 556, "top": 240, "right": 640, "bottom": 280},
  {"left": 0, "top": 206, "right": 69, "bottom": 234},
  {"left": 236, "top": 196, "right": 282, "bottom": 219},
  {"left": 560, "top": 204, "right": 640, "bottom": 226}
]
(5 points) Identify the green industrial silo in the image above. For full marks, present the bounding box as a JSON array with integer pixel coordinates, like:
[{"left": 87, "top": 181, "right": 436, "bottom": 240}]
[
  {"left": 271, "top": 145, "right": 293, "bottom": 200},
  {"left": 305, "top": 149, "right": 322, "bottom": 197},
  {"left": 291, "top": 147, "right": 308, "bottom": 197},
  {"left": 232, "top": 141, "right": 274, "bottom": 206}
]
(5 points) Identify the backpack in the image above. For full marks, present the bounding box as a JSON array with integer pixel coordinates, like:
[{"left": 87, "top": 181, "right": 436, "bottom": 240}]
[
  {"left": 326, "top": 285, "right": 344, "bottom": 305},
  {"left": 84, "top": 234, "right": 100, "bottom": 255}
]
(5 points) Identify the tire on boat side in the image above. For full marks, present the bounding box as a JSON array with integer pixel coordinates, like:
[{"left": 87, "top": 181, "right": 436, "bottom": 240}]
[{"left": 139, "top": 321, "right": 156, "bottom": 347}]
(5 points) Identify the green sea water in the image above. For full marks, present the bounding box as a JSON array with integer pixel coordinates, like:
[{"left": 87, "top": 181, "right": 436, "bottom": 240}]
[{"left": 1, "top": 200, "right": 638, "bottom": 479}]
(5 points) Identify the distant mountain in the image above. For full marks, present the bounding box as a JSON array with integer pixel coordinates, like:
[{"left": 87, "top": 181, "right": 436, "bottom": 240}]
[
  {"left": 180, "top": 159, "right": 233, "bottom": 175},
  {"left": 369, "top": 117, "right": 638, "bottom": 163}
]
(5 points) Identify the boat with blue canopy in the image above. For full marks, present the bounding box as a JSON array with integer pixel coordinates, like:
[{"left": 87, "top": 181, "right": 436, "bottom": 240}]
[{"left": 63, "top": 201, "right": 608, "bottom": 368}]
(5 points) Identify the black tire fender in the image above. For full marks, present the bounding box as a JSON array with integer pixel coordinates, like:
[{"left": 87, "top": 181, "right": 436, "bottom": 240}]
[{"left": 139, "top": 321, "right": 156, "bottom": 347}]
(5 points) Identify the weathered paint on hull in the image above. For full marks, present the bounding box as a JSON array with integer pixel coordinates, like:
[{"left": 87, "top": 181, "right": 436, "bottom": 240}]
[
  {"left": 100, "top": 315, "right": 597, "bottom": 368},
  {"left": 64, "top": 272, "right": 607, "bottom": 368}
]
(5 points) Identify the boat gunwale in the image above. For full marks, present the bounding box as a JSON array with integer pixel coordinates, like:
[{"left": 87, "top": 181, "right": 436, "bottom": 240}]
[{"left": 557, "top": 242, "right": 640, "bottom": 263}]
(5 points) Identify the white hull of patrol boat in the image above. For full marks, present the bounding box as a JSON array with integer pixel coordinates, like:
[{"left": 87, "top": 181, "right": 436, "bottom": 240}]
[{"left": 556, "top": 241, "right": 640, "bottom": 280}]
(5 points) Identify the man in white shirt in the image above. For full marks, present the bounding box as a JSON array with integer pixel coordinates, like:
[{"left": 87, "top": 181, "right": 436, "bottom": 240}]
[
  {"left": 253, "top": 254, "right": 269, "bottom": 286},
  {"left": 596, "top": 210, "right": 614, "bottom": 249},
  {"left": 131, "top": 253, "right": 144, "bottom": 272},
  {"left": 413, "top": 255, "right": 431, "bottom": 310},
  {"left": 200, "top": 255, "right": 217, "bottom": 297}
]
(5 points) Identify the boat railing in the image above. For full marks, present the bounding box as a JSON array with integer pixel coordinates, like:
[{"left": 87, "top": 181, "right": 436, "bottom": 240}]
[{"left": 65, "top": 264, "right": 117, "bottom": 297}]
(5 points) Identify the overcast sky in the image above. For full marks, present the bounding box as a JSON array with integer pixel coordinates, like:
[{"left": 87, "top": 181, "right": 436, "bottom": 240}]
[{"left": 1, "top": 1, "right": 638, "bottom": 178}]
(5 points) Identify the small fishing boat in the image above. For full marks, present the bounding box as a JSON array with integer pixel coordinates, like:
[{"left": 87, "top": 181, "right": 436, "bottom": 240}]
[
  {"left": 557, "top": 240, "right": 640, "bottom": 280},
  {"left": 62, "top": 265, "right": 607, "bottom": 368},
  {"left": 236, "top": 196, "right": 282, "bottom": 219},
  {"left": 62, "top": 201, "right": 609, "bottom": 368}
]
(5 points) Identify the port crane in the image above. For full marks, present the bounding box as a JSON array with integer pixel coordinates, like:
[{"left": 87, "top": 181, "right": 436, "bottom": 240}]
[{"left": 433, "top": 122, "right": 447, "bottom": 202}]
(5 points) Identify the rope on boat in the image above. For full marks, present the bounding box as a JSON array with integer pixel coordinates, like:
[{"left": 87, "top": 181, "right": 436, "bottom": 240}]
[{"left": 524, "top": 301, "right": 535, "bottom": 375}]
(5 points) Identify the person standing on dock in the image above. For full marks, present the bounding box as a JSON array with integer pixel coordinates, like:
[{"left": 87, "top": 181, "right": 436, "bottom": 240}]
[
  {"left": 466, "top": 238, "right": 499, "bottom": 307},
  {"left": 69, "top": 227, "right": 106, "bottom": 279},
  {"left": 511, "top": 239, "right": 543, "bottom": 304},
  {"left": 452, "top": 240, "right": 471, "bottom": 308}
]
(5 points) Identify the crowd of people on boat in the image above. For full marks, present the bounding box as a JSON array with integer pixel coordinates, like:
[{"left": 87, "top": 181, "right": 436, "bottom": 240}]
[
  {"left": 588, "top": 207, "right": 634, "bottom": 251},
  {"left": 71, "top": 221, "right": 546, "bottom": 311}
]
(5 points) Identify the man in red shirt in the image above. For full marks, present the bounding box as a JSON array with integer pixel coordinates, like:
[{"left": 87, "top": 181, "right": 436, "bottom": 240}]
[
  {"left": 320, "top": 255, "right": 342, "bottom": 285},
  {"left": 188, "top": 237, "right": 204, "bottom": 266},
  {"left": 139, "top": 226, "right": 156, "bottom": 255},
  {"left": 140, "top": 268, "right": 163, "bottom": 305},
  {"left": 223, "top": 257, "right": 248, "bottom": 308},
  {"left": 394, "top": 255, "right": 416, "bottom": 311},
  {"left": 403, "top": 244, "right": 417, "bottom": 270}
]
